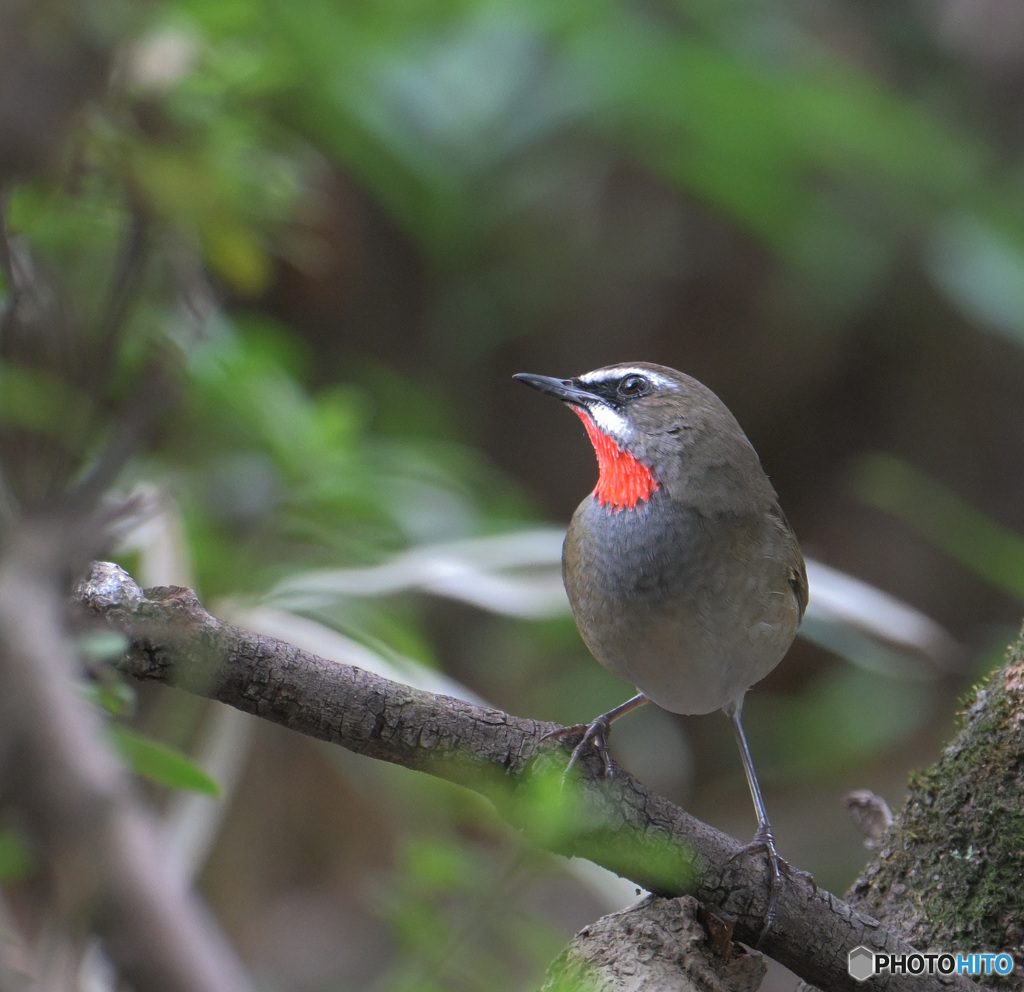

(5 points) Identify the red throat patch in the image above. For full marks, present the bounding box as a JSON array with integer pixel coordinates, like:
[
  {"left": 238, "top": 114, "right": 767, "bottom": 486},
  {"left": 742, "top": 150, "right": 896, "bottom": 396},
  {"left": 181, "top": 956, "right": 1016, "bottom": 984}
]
[{"left": 572, "top": 407, "right": 659, "bottom": 511}]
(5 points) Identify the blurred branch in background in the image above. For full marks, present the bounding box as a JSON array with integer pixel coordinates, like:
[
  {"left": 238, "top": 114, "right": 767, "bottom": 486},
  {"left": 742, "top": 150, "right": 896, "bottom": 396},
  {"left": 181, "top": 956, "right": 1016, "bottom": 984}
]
[
  {"left": 0, "top": 5, "right": 259, "bottom": 987},
  {"left": 0, "top": 529, "right": 253, "bottom": 992},
  {"left": 0, "top": 2, "right": 115, "bottom": 181}
]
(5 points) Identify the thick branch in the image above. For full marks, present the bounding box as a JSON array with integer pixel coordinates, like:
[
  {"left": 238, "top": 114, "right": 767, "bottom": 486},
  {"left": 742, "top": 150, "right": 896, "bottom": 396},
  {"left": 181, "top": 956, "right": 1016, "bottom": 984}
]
[
  {"left": 847, "top": 625, "right": 1024, "bottom": 981},
  {"left": 76, "top": 561, "right": 980, "bottom": 992},
  {"left": 540, "top": 896, "right": 767, "bottom": 992}
]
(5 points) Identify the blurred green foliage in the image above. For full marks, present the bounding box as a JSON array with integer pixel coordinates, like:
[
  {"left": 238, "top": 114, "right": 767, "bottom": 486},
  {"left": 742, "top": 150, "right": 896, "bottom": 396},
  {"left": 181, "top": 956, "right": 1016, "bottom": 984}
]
[
  {"left": 852, "top": 453, "right": 1024, "bottom": 600},
  {"left": 0, "top": 828, "right": 33, "bottom": 884},
  {"left": 168, "top": 318, "right": 534, "bottom": 612},
  {"left": 753, "top": 665, "right": 943, "bottom": 777},
  {"left": 109, "top": 724, "right": 223, "bottom": 795},
  {"left": 81, "top": 659, "right": 224, "bottom": 795},
  {"left": 3, "top": 0, "right": 1024, "bottom": 987},
  {"left": 12, "top": 0, "right": 1019, "bottom": 340}
]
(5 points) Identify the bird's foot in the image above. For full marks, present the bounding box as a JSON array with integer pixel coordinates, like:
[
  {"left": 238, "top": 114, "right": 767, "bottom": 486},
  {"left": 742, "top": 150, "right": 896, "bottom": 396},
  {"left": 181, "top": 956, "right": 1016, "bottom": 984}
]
[
  {"left": 741, "top": 825, "right": 816, "bottom": 888},
  {"left": 541, "top": 714, "right": 615, "bottom": 779},
  {"left": 728, "top": 825, "right": 816, "bottom": 946}
]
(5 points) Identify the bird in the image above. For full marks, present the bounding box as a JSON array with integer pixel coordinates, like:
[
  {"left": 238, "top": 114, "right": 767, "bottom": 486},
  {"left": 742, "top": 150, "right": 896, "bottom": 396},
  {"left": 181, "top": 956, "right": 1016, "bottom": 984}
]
[{"left": 514, "top": 361, "right": 810, "bottom": 938}]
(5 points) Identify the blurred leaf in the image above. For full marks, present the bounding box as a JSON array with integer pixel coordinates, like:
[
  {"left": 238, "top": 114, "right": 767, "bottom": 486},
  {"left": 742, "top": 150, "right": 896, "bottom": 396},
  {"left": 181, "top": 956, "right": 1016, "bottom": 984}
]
[
  {"left": 201, "top": 219, "right": 273, "bottom": 294},
  {"left": 756, "top": 664, "right": 942, "bottom": 777},
  {"left": 400, "top": 836, "right": 479, "bottom": 891},
  {"left": 0, "top": 827, "right": 34, "bottom": 883},
  {"left": 850, "top": 453, "right": 1024, "bottom": 599},
  {"left": 83, "top": 678, "right": 137, "bottom": 719},
  {"left": 110, "top": 725, "right": 222, "bottom": 796},
  {"left": 6, "top": 182, "right": 126, "bottom": 311},
  {"left": 927, "top": 214, "right": 1024, "bottom": 345},
  {"left": 0, "top": 363, "right": 95, "bottom": 447},
  {"left": 509, "top": 759, "right": 588, "bottom": 849},
  {"left": 75, "top": 630, "right": 130, "bottom": 663}
]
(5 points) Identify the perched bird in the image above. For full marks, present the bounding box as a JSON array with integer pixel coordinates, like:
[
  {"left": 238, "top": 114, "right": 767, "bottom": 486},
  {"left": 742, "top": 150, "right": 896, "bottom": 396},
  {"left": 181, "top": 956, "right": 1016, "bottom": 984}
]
[{"left": 514, "top": 362, "right": 810, "bottom": 936}]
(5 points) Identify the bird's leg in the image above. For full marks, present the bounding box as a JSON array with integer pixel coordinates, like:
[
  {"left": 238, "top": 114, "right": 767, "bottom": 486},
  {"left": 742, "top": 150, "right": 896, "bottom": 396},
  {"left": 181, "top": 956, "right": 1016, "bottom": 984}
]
[
  {"left": 725, "top": 701, "right": 815, "bottom": 945},
  {"left": 541, "top": 693, "right": 648, "bottom": 779}
]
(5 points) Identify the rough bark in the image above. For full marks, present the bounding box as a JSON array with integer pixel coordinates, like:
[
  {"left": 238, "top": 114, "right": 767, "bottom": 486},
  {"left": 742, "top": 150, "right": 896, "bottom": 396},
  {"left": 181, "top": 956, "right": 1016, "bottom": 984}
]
[
  {"left": 846, "top": 624, "right": 1024, "bottom": 984},
  {"left": 538, "top": 896, "right": 766, "bottom": 992},
  {"left": 75, "top": 560, "right": 983, "bottom": 992}
]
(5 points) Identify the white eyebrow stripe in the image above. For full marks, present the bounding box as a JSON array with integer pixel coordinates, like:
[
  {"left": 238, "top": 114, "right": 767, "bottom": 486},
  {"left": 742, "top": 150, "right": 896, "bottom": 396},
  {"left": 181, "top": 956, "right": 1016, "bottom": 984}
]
[{"left": 579, "top": 367, "right": 678, "bottom": 390}]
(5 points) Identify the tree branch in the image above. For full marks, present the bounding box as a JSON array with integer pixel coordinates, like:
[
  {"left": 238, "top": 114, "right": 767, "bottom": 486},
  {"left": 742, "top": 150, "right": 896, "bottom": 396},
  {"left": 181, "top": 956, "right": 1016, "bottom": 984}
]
[
  {"left": 539, "top": 895, "right": 767, "bottom": 992},
  {"left": 75, "top": 561, "right": 980, "bottom": 992},
  {"left": 846, "top": 624, "right": 1024, "bottom": 975}
]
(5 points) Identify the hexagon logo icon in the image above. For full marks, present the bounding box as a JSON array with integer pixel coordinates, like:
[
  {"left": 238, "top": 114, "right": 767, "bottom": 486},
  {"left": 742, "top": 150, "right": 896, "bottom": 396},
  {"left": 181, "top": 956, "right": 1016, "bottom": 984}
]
[{"left": 848, "top": 946, "right": 876, "bottom": 982}]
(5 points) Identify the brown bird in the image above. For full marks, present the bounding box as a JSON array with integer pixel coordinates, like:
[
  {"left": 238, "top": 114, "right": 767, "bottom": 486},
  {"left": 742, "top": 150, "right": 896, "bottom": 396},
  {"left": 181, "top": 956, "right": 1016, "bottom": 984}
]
[{"left": 515, "top": 362, "right": 810, "bottom": 937}]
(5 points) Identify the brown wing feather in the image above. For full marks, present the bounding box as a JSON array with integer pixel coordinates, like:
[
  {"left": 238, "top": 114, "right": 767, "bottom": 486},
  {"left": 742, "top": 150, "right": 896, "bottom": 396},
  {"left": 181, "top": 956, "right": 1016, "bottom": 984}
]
[
  {"left": 769, "top": 503, "right": 808, "bottom": 622},
  {"left": 789, "top": 560, "right": 809, "bottom": 622}
]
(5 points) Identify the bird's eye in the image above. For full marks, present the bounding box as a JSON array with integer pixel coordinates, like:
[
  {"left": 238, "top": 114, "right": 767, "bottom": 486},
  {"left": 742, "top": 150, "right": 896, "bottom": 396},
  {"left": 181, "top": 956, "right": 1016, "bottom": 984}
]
[{"left": 617, "top": 374, "right": 650, "bottom": 398}]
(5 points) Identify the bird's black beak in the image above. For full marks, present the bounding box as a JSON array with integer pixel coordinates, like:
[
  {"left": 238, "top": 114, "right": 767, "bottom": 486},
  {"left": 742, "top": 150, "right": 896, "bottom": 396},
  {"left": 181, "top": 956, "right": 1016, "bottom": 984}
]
[{"left": 513, "top": 372, "right": 601, "bottom": 408}]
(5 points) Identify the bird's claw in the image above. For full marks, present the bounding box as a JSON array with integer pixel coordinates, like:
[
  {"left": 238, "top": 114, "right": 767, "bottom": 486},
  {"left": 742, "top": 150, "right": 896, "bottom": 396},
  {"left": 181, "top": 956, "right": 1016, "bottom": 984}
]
[
  {"left": 738, "top": 827, "right": 817, "bottom": 889},
  {"left": 541, "top": 716, "right": 615, "bottom": 778},
  {"left": 728, "top": 825, "right": 816, "bottom": 946}
]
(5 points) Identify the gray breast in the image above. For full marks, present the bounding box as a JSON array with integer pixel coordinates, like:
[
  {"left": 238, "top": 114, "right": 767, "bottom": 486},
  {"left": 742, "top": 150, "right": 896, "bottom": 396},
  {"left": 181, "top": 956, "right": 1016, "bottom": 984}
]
[{"left": 562, "top": 490, "right": 800, "bottom": 715}]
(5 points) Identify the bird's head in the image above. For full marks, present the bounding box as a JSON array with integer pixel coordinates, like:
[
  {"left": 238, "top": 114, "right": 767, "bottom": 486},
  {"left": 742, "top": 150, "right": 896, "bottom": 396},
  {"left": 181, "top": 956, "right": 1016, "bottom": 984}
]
[{"left": 514, "top": 362, "right": 770, "bottom": 513}]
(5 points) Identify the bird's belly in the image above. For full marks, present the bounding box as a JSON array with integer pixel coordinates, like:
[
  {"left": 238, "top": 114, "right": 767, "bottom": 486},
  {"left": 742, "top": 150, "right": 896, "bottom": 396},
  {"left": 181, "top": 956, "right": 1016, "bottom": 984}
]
[
  {"left": 563, "top": 495, "right": 799, "bottom": 715},
  {"left": 588, "top": 604, "right": 792, "bottom": 714}
]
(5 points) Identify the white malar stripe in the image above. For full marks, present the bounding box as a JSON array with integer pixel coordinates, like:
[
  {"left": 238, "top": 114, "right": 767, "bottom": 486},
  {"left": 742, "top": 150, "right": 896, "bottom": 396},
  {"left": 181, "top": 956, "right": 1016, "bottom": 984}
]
[
  {"left": 579, "top": 366, "right": 678, "bottom": 390},
  {"left": 586, "top": 401, "right": 633, "bottom": 440}
]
